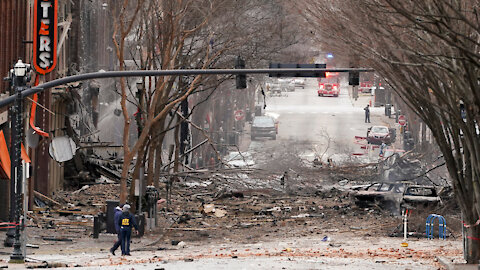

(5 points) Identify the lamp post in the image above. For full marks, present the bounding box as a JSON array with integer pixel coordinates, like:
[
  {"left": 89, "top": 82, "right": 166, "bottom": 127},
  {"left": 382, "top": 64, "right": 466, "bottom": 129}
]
[{"left": 9, "top": 59, "right": 29, "bottom": 263}]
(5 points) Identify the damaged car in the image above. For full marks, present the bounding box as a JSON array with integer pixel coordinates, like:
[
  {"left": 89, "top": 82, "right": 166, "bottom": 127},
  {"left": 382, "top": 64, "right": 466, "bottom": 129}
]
[
  {"left": 352, "top": 183, "right": 405, "bottom": 210},
  {"left": 353, "top": 183, "right": 442, "bottom": 214},
  {"left": 400, "top": 185, "right": 442, "bottom": 211}
]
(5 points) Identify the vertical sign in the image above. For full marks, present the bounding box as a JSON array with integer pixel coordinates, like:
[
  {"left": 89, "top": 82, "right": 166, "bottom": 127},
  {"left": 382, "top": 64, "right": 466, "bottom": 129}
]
[{"left": 33, "top": 0, "right": 58, "bottom": 74}]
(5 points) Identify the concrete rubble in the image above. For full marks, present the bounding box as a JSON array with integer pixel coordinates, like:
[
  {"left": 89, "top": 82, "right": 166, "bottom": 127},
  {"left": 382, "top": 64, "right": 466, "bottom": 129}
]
[{"left": 0, "top": 160, "right": 463, "bottom": 268}]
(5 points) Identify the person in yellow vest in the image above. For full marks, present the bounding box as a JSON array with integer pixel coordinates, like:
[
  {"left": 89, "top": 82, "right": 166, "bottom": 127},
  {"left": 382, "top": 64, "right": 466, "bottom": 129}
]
[{"left": 117, "top": 204, "right": 139, "bottom": 256}]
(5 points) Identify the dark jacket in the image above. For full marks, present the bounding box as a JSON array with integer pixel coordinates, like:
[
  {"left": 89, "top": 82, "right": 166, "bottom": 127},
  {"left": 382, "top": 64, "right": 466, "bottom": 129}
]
[
  {"left": 114, "top": 208, "right": 122, "bottom": 233},
  {"left": 118, "top": 212, "right": 139, "bottom": 231}
]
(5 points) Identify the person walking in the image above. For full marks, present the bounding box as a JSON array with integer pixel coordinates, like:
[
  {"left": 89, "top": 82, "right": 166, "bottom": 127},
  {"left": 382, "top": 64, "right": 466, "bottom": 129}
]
[
  {"left": 364, "top": 104, "right": 371, "bottom": 123},
  {"left": 379, "top": 142, "right": 387, "bottom": 157},
  {"left": 280, "top": 171, "right": 288, "bottom": 189},
  {"left": 109, "top": 204, "right": 124, "bottom": 255},
  {"left": 118, "top": 204, "right": 139, "bottom": 256}
]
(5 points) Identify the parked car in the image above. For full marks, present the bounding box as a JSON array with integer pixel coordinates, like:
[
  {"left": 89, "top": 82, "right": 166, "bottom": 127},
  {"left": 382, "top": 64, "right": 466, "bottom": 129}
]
[
  {"left": 293, "top": 78, "right": 306, "bottom": 89},
  {"left": 224, "top": 151, "right": 255, "bottom": 168},
  {"left": 268, "top": 83, "right": 283, "bottom": 97},
  {"left": 279, "top": 80, "right": 295, "bottom": 92},
  {"left": 251, "top": 116, "right": 276, "bottom": 140},
  {"left": 367, "top": 126, "right": 394, "bottom": 145}
]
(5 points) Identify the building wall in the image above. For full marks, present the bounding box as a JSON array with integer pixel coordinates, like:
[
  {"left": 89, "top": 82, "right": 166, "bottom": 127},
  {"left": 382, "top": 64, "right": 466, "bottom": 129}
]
[
  {"left": 0, "top": 0, "right": 27, "bottom": 94},
  {"left": 32, "top": 0, "right": 74, "bottom": 196},
  {"left": 0, "top": 0, "right": 28, "bottom": 221}
]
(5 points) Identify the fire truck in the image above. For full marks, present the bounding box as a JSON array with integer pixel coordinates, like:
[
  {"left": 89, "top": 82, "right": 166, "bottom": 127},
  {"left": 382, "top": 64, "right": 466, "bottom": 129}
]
[{"left": 317, "top": 72, "right": 340, "bottom": 97}]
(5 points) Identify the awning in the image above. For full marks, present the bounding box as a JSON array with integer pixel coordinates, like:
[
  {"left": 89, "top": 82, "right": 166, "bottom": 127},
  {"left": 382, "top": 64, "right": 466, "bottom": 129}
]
[
  {"left": 0, "top": 130, "right": 31, "bottom": 179},
  {"left": 0, "top": 131, "right": 11, "bottom": 178}
]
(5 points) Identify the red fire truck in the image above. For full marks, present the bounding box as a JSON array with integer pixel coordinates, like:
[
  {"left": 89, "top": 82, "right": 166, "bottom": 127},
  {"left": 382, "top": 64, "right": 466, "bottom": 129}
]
[{"left": 317, "top": 72, "right": 340, "bottom": 97}]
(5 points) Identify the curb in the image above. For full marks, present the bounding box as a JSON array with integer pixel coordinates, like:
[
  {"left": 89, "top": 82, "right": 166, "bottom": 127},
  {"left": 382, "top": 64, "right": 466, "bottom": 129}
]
[{"left": 436, "top": 256, "right": 478, "bottom": 270}]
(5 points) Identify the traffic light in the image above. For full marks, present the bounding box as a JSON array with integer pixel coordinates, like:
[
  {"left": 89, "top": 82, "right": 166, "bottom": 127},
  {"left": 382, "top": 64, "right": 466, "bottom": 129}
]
[
  {"left": 349, "top": 71, "right": 359, "bottom": 86},
  {"left": 235, "top": 56, "right": 247, "bottom": 89}
]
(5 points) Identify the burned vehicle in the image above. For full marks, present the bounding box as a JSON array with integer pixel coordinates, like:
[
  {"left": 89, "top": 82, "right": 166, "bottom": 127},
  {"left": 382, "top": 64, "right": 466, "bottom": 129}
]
[
  {"left": 400, "top": 185, "right": 442, "bottom": 211},
  {"left": 353, "top": 183, "right": 405, "bottom": 210},
  {"left": 353, "top": 183, "right": 441, "bottom": 214}
]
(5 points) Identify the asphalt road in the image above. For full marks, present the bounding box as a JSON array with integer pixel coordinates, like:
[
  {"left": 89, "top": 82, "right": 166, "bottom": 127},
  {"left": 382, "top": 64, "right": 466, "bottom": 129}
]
[{"left": 254, "top": 78, "right": 389, "bottom": 165}]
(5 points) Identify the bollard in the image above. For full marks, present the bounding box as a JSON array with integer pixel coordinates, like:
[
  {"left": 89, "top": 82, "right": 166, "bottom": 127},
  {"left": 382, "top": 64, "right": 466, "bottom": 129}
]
[{"left": 93, "top": 215, "right": 100, "bottom": 239}]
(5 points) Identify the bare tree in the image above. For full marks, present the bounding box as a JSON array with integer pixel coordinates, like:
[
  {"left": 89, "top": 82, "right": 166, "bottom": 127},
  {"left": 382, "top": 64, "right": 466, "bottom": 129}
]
[
  {"left": 298, "top": 0, "right": 480, "bottom": 262},
  {"left": 110, "top": 0, "right": 306, "bottom": 205}
]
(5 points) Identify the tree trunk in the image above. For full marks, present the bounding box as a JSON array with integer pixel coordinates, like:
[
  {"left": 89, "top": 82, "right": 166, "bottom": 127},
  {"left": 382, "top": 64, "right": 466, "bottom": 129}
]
[
  {"left": 119, "top": 153, "right": 133, "bottom": 204},
  {"left": 465, "top": 214, "right": 480, "bottom": 263}
]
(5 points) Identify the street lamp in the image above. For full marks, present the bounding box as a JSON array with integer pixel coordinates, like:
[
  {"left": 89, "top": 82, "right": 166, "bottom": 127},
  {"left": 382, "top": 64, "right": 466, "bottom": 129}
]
[
  {"left": 14, "top": 60, "right": 27, "bottom": 77},
  {"left": 8, "top": 59, "right": 29, "bottom": 263}
]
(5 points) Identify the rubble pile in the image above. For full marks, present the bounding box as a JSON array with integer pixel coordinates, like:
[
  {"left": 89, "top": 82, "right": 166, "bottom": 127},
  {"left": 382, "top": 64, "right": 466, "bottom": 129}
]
[
  {"left": 20, "top": 161, "right": 458, "bottom": 252},
  {"left": 380, "top": 151, "right": 449, "bottom": 186},
  {"left": 53, "top": 183, "right": 120, "bottom": 211},
  {"left": 147, "top": 169, "right": 404, "bottom": 247},
  {"left": 27, "top": 184, "right": 120, "bottom": 240}
]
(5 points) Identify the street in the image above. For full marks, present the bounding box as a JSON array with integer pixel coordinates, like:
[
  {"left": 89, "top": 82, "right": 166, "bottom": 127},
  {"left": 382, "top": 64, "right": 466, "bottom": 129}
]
[
  {"left": 0, "top": 0, "right": 475, "bottom": 268},
  {"left": 0, "top": 79, "right": 459, "bottom": 269},
  {"left": 1, "top": 231, "right": 458, "bottom": 270},
  {"left": 250, "top": 78, "right": 394, "bottom": 168}
]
